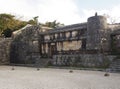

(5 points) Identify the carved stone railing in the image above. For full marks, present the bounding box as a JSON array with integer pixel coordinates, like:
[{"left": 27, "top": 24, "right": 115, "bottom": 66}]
[{"left": 42, "top": 34, "right": 86, "bottom": 43}]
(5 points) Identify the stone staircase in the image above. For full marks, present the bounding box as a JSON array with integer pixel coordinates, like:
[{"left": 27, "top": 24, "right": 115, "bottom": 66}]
[
  {"left": 35, "top": 58, "right": 51, "bottom": 67},
  {"left": 109, "top": 56, "right": 120, "bottom": 73}
]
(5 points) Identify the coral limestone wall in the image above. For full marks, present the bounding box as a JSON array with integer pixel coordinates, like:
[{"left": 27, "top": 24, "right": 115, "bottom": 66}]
[{"left": 0, "top": 38, "right": 12, "bottom": 64}]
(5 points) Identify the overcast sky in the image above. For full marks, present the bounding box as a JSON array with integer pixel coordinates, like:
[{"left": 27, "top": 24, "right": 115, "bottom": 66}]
[{"left": 0, "top": 0, "right": 120, "bottom": 25}]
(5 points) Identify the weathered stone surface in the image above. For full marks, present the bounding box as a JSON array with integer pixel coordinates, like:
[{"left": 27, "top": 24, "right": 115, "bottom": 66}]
[
  {"left": 0, "top": 14, "right": 119, "bottom": 69},
  {"left": 0, "top": 38, "right": 12, "bottom": 64},
  {"left": 10, "top": 26, "right": 41, "bottom": 64},
  {"left": 86, "top": 15, "right": 108, "bottom": 50},
  {"left": 52, "top": 54, "right": 115, "bottom": 67}
]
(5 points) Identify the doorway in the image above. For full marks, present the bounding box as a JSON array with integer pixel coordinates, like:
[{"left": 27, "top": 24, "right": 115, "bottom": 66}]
[{"left": 49, "top": 43, "right": 56, "bottom": 57}]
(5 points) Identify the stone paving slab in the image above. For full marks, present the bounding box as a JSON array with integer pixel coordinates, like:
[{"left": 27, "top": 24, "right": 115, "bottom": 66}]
[{"left": 0, "top": 66, "right": 120, "bottom": 89}]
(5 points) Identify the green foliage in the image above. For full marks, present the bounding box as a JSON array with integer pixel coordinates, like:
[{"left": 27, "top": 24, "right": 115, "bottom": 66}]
[
  {"left": 0, "top": 13, "right": 15, "bottom": 34},
  {"left": 11, "top": 20, "right": 27, "bottom": 32},
  {"left": 0, "top": 13, "right": 64, "bottom": 37},
  {"left": 44, "top": 20, "right": 64, "bottom": 28},
  {"left": 0, "top": 13, "right": 27, "bottom": 36},
  {"left": 28, "top": 16, "right": 39, "bottom": 25},
  {"left": 2, "top": 28, "right": 12, "bottom": 37},
  {"left": 28, "top": 20, "right": 36, "bottom": 25}
]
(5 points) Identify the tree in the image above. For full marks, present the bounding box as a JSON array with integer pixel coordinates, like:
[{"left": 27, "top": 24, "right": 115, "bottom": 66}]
[
  {"left": 0, "top": 13, "right": 27, "bottom": 37},
  {"left": 44, "top": 20, "right": 64, "bottom": 28},
  {"left": 33, "top": 16, "right": 39, "bottom": 25},
  {"left": 0, "top": 13, "right": 64, "bottom": 37},
  {"left": 2, "top": 28, "right": 12, "bottom": 37},
  {"left": 103, "top": 14, "right": 120, "bottom": 24},
  {"left": 0, "top": 13, "right": 15, "bottom": 34},
  {"left": 28, "top": 16, "right": 39, "bottom": 25}
]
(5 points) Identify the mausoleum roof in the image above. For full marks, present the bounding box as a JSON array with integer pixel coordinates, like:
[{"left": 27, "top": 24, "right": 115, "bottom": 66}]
[{"left": 41, "top": 23, "right": 87, "bottom": 34}]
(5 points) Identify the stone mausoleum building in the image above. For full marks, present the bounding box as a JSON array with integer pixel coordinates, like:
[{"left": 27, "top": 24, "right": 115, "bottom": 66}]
[{"left": 0, "top": 13, "right": 120, "bottom": 71}]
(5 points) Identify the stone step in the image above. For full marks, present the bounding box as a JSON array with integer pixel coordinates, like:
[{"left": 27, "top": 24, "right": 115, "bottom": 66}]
[
  {"left": 110, "top": 67, "right": 120, "bottom": 69},
  {"left": 111, "top": 66, "right": 120, "bottom": 68},
  {"left": 112, "top": 60, "right": 120, "bottom": 62},
  {"left": 110, "top": 66, "right": 120, "bottom": 68},
  {"left": 110, "top": 69, "right": 120, "bottom": 72},
  {"left": 110, "top": 61, "right": 120, "bottom": 64},
  {"left": 110, "top": 63, "right": 120, "bottom": 65},
  {"left": 109, "top": 69, "right": 120, "bottom": 72},
  {"left": 111, "top": 63, "right": 120, "bottom": 65},
  {"left": 109, "top": 58, "right": 120, "bottom": 72},
  {"left": 113, "top": 60, "right": 120, "bottom": 63},
  {"left": 110, "top": 64, "right": 120, "bottom": 66},
  {"left": 36, "top": 58, "right": 52, "bottom": 67}
]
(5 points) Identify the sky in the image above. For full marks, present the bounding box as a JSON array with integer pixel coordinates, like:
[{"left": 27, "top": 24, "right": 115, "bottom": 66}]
[{"left": 0, "top": 0, "right": 120, "bottom": 25}]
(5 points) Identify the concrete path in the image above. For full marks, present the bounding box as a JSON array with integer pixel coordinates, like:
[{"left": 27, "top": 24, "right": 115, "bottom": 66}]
[{"left": 0, "top": 66, "right": 120, "bottom": 89}]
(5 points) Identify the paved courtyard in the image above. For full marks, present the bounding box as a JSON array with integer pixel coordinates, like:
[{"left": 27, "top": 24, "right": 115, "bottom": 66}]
[{"left": 0, "top": 66, "right": 120, "bottom": 89}]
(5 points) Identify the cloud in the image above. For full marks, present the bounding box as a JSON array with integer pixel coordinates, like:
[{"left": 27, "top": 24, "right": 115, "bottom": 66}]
[
  {"left": 0, "top": 0, "right": 120, "bottom": 25},
  {"left": 0, "top": 0, "right": 39, "bottom": 20},
  {"left": 37, "top": 0, "right": 81, "bottom": 25},
  {"left": 82, "top": 5, "right": 120, "bottom": 23},
  {"left": 0, "top": 0, "right": 82, "bottom": 25}
]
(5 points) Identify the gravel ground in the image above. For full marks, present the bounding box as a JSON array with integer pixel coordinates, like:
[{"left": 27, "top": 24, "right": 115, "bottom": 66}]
[{"left": 0, "top": 66, "right": 120, "bottom": 89}]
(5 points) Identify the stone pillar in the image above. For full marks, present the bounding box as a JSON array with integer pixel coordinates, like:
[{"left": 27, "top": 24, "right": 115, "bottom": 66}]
[
  {"left": 77, "top": 31, "right": 80, "bottom": 39},
  {"left": 86, "top": 14, "right": 107, "bottom": 50},
  {"left": 39, "top": 43, "right": 42, "bottom": 55},
  {"left": 53, "top": 34, "right": 55, "bottom": 39},
  {"left": 60, "top": 42, "right": 63, "bottom": 51},
  {"left": 46, "top": 43, "right": 48, "bottom": 54},
  {"left": 62, "top": 32, "right": 66, "bottom": 39},
  {"left": 81, "top": 39, "right": 86, "bottom": 49},
  {"left": 57, "top": 33, "right": 60, "bottom": 39},
  {"left": 41, "top": 43, "right": 45, "bottom": 54},
  {"left": 70, "top": 31, "right": 72, "bottom": 38},
  {"left": 55, "top": 42, "right": 57, "bottom": 54},
  {"left": 48, "top": 43, "right": 51, "bottom": 57},
  {"left": 41, "top": 44, "right": 44, "bottom": 54},
  {"left": 45, "top": 43, "right": 47, "bottom": 54}
]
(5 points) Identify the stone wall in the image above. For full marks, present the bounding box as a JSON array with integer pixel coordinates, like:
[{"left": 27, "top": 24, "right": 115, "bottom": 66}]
[
  {"left": 0, "top": 38, "right": 12, "bottom": 64},
  {"left": 10, "top": 26, "right": 41, "bottom": 64},
  {"left": 52, "top": 54, "right": 115, "bottom": 67},
  {"left": 86, "top": 15, "right": 108, "bottom": 50}
]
